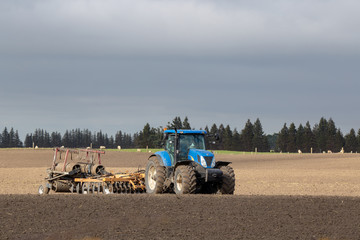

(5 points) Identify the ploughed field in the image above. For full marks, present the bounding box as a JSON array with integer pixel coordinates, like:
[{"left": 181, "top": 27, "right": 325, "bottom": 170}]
[{"left": 0, "top": 149, "right": 359, "bottom": 239}]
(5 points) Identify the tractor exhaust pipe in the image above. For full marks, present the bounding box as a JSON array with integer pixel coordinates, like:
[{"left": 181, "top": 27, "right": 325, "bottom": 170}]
[{"left": 174, "top": 128, "right": 178, "bottom": 163}]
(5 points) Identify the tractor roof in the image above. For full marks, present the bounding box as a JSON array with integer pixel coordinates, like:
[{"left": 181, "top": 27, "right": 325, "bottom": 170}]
[{"left": 164, "top": 129, "right": 207, "bottom": 134}]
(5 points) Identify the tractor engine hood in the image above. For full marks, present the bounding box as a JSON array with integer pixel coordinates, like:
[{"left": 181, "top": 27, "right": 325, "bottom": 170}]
[{"left": 188, "top": 149, "right": 215, "bottom": 168}]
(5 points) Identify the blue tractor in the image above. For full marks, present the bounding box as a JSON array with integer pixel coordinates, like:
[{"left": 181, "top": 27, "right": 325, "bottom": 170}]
[{"left": 145, "top": 129, "right": 235, "bottom": 194}]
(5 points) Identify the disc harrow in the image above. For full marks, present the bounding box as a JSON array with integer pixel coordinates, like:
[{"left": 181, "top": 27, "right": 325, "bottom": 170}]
[{"left": 38, "top": 148, "right": 146, "bottom": 195}]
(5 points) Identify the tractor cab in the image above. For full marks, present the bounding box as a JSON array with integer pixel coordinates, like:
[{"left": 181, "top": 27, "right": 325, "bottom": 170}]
[{"left": 163, "top": 129, "right": 210, "bottom": 165}]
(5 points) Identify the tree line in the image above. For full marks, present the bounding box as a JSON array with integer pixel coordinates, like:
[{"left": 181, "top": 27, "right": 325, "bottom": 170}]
[
  {"left": 0, "top": 127, "right": 23, "bottom": 148},
  {"left": 276, "top": 117, "right": 360, "bottom": 153},
  {"left": 1, "top": 116, "right": 360, "bottom": 153},
  {"left": 22, "top": 129, "right": 134, "bottom": 149}
]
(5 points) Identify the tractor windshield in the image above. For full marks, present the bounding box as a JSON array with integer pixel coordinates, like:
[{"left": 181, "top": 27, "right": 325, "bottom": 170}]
[{"left": 179, "top": 134, "right": 206, "bottom": 153}]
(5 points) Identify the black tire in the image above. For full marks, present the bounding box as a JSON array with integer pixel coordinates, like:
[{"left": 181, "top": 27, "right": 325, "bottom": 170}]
[
  {"left": 174, "top": 165, "right": 197, "bottom": 194},
  {"left": 145, "top": 157, "right": 166, "bottom": 194},
  {"left": 219, "top": 165, "right": 235, "bottom": 194}
]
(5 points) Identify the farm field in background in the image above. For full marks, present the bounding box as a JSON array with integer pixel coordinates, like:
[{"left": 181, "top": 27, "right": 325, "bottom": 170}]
[{"left": 0, "top": 148, "right": 359, "bottom": 195}]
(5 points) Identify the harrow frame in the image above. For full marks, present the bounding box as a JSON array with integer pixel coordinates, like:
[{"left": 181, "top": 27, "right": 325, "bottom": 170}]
[{"left": 38, "top": 148, "right": 146, "bottom": 195}]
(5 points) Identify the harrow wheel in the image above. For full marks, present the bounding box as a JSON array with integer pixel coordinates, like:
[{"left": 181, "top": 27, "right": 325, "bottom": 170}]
[{"left": 38, "top": 183, "right": 50, "bottom": 195}]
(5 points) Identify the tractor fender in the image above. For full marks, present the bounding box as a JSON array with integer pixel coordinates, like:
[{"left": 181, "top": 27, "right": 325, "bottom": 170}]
[
  {"left": 148, "top": 151, "right": 172, "bottom": 167},
  {"left": 215, "top": 161, "right": 232, "bottom": 168}
]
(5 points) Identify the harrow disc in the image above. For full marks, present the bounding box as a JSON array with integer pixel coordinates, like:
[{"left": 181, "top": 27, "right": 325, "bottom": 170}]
[
  {"left": 76, "top": 183, "right": 81, "bottom": 194},
  {"left": 82, "top": 183, "right": 89, "bottom": 194},
  {"left": 103, "top": 184, "right": 111, "bottom": 194}
]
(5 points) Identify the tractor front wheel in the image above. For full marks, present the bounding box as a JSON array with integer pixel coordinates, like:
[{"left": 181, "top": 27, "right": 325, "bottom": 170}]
[
  {"left": 174, "top": 165, "right": 197, "bottom": 194},
  {"left": 145, "top": 157, "right": 166, "bottom": 194},
  {"left": 219, "top": 165, "right": 235, "bottom": 194}
]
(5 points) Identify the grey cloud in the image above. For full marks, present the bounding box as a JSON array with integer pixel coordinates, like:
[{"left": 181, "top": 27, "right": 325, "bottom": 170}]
[
  {"left": 1, "top": 0, "right": 359, "bottom": 138},
  {"left": 1, "top": 0, "right": 360, "bottom": 56}
]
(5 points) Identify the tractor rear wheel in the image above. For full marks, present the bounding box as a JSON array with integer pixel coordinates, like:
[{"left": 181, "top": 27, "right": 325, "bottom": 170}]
[
  {"left": 219, "top": 165, "right": 235, "bottom": 194},
  {"left": 145, "top": 157, "right": 166, "bottom": 194},
  {"left": 174, "top": 165, "right": 197, "bottom": 194}
]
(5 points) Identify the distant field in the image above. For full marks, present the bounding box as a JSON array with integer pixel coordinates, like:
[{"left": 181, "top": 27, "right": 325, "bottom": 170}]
[{"left": 0, "top": 148, "right": 359, "bottom": 196}]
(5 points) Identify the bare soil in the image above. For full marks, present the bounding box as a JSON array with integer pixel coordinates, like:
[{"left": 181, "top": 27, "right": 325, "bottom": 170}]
[
  {"left": 1, "top": 194, "right": 360, "bottom": 240},
  {"left": 0, "top": 149, "right": 359, "bottom": 239}
]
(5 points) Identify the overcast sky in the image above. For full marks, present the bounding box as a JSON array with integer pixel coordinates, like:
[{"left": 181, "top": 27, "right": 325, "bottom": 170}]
[{"left": 1, "top": 0, "right": 359, "bottom": 139}]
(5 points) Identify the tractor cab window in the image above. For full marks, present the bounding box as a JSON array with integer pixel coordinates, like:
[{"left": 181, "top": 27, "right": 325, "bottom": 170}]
[
  {"left": 179, "top": 134, "right": 206, "bottom": 159},
  {"left": 165, "top": 135, "right": 175, "bottom": 164},
  {"left": 165, "top": 135, "right": 175, "bottom": 153}
]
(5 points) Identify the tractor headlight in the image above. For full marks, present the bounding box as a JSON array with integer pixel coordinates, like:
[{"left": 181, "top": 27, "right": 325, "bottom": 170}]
[
  {"left": 211, "top": 156, "right": 216, "bottom": 168},
  {"left": 200, "top": 155, "right": 207, "bottom": 168}
]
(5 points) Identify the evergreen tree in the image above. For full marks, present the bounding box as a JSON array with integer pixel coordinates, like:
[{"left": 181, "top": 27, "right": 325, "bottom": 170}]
[
  {"left": 210, "top": 124, "right": 218, "bottom": 135},
  {"left": 136, "top": 123, "right": 161, "bottom": 148},
  {"left": 314, "top": 117, "right": 328, "bottom": 152},
  {"left": 222, "top": 125, "right": 233, "bottom": 150},
  {"left": 139, "top": 123, "right": 152, "bottom": 148},
  {"left": 43, "top": 131, "right": 51, "bottom": 147},
  {"left": 182, "top": 117, "right": 191, "bottom": 129},
  {"left": 9, "top": 128, "right": 16, "bottom": 147},
  {"left": 296, "top": 124, "right": 305, "bottom": 152},
  {"left": 24, "top": 134, "right": 33, "bottom": 148},
  {"left": 62, "top": 130, "right": 71, "bottom": 147},
  {"left": 326, "top": 118, "right": 337, "bottom": 152},
  {"left": 124, "top": 133, "right": 134, "bottom": 148},
  {"left": 217, "top": 124, "right": 226, "bottom": 150},
  {"left": 303, "top": 121, "right": 316, "bottom": 153},
  {"left": 345, "top": 129, "right": 358, "bottom": 152},
  {"left": 109, "top": 136, "right": 115, "bottom": 148},
  {"left": 81, "top": 129, "right": 91, "bottom": 147},
  {"left": 208, "top": 124, "right": 219, "bottom": 150},
  {"left": 267, "top": 133, "right": 278, "bottom": 151},
  {"left": 1, "top": 127, "right": 10, "bottom": 148},
  {"left": 51, "top": 132, "right": 62, "bottom": 147},
  {"left": 252, "top": 118, "right": 269, "bottom": 152},
  {"left": 240, "top": 120, "right": 254, "bottom": 151},
  {"left": 204, "top": 125, "right": 209, "bottom": 133},
  {"left": 357, "top": 129, "right": 360, "bottom": 153},
  {"left": 14, "top": 130, "right": 22, "bottom": 147},
  {"left": 276, "top": 123, "right": 289, "bottom": 152},
  {"left": 232, "top": 128, "right": 241, "bottom": 151},
  {"left": 287, "top": 123, "right": 297, "bottom": 153},
  {"left": 96, "top": 130, "right": 105, "bottom": 148},
  {"left": 334, "top": 129, "right": 345, "bottom": 152},
  {"left": 115, "top": 130, "right": 123, "bottom": 148},
  {"left": 167, "top": 116, "right": 183, "bottom": 129}
]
